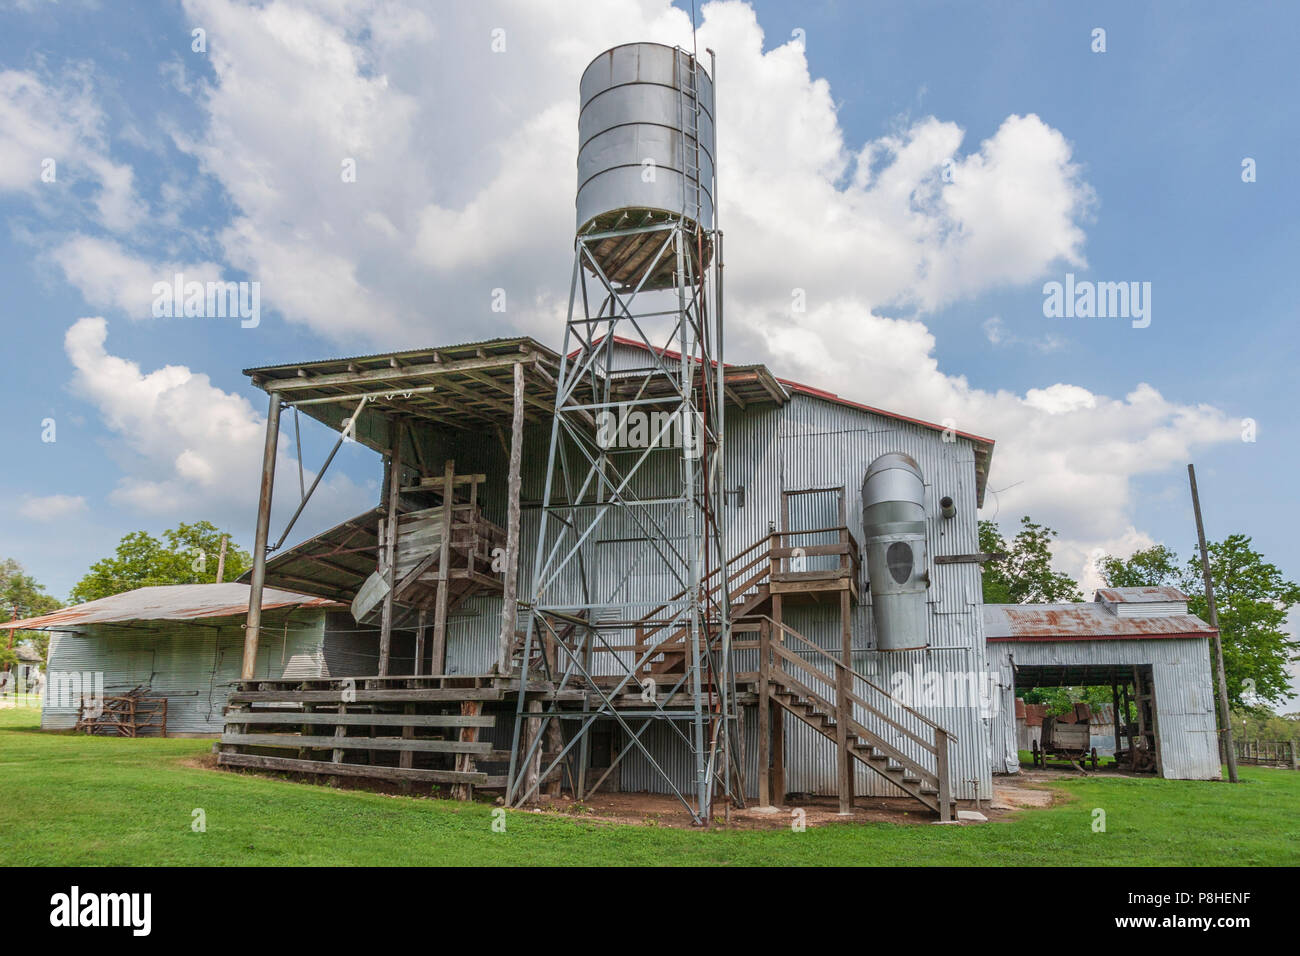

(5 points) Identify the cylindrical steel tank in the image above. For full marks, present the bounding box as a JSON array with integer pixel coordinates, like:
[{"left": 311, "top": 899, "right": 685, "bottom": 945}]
[
  {"left": 862, "top": 453, "right": 930, "bottom": 651},
  {"left": 577, "top": 43, "right": 715, "bottom": 288}
]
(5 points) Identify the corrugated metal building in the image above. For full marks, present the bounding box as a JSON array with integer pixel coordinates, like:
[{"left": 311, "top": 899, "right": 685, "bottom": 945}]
[
  {"left": 986, "top": 588, "right": 1221, "bottom": 780},
  {"left": 254, "top": 337, "right": 998, "bottom": 801},
  {"left": 9, "top": 584, "right": 373, "bottom": 736}
]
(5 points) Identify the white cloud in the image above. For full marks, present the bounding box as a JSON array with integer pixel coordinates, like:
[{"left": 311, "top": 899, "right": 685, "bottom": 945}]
[
  {"left": 18, "top": 494, "right": 88, "bottom": 521},
  {"left": 0, "top": 68, "right": 146, "bottom": 231},
  {"left": 31, "top": 0, "right": 1242, "bottom": 586},
  {"left": 62, "top": 317, "right": 372, "bottom": 529},
  {"left": 52, "top": 235, "right": 223, "bottom": 319}
]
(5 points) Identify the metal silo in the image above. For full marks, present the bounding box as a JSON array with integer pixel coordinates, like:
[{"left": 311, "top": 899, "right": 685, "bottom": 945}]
[{"left": 576, "top": 42, "right": 715, "bottom": 289}]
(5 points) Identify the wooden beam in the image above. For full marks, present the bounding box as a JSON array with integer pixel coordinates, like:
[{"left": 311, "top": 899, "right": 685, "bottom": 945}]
[
  {"left": 217, "top": 751, "right": 489, "bottom": 786},
  {"left": 461, "top": 367, "right": 554, "bottom": 416},
  {"left": 223, "top": 710, "right": 493, "bottom": 727},
  {"left": 267, "top": 351, "right": 542, "bottom": 392},
  {"left": 378, "top": 422, "right": 404, "bottom": 676},
  {"left": 219, "top": 733, "right": 491, "bottom": 755},
  {"left": 242, "top": 392, "right": 281, "bottom": 680},
  {"left": 498, "top": 362, "right": 525, "bottom": 675},
  {"left": 430, "top": 459, "right": 455, "bottom": 674}
]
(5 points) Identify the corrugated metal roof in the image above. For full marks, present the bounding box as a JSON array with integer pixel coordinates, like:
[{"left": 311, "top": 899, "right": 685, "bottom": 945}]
[
  {"left": 242, "top": 335, "right": 556, "bottom": 377},
  {"left": 4, "top": 583, "right": 340, "bottom": 631},
  {"left": 984, "top": 602, "right": 1215, "bottom": 642},
  {"left": 14, "top": 643, "right": 42, "bottom": 663},
  {"left": 1094, "top": 585, "right": 1188, "bottom": 603}
]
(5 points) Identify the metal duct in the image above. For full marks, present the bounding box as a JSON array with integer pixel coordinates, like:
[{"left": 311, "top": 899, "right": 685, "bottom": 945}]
[{"left": 862, "top": 452, "right": 930, "bottom": 651}]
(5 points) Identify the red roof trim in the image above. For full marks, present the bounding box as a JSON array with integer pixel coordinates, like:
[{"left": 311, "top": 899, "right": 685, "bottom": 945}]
[
  {"left": 580, "top": 336, "right": 996, "bottom": 448},
  {"left": 988, "top": 631, "right": 1214, "bottom": 643}
]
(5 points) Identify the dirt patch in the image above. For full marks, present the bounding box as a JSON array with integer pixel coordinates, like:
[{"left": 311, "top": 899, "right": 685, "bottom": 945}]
[
  {"left": 991, "top": 783, "right": 1056, "bottom": 809},
  {"left": 511, "top": 791, "right": 1012, "bottom": 829},
  {"left": 195, "top": 755, "right": 1063, "bottom": 829},
  {"left": 179, "top": 751, "right": 220, "bottom": 771}
]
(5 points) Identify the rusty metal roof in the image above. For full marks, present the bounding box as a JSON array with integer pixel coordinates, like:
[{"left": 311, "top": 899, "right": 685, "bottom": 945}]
[
  {"left": 984, "top": 601, "right": 1215, "bottom": 642},
  {"left": 2, "top": 583, "right": 340, "bottom": 631},
  {"left": 1094, "top": 585, "right": 1188, "bottom": 603}
]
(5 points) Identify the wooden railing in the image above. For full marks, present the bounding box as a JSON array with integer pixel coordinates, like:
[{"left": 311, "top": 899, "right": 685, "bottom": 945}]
[
  {"left": 752, "top": 613, "right": 951, "bottom": 811},
  {"left": 533, "top": 526, "right": 865, "bottom": 681},
  {"left": 769, "top": 525, "right": 861, "bottom": 582}
]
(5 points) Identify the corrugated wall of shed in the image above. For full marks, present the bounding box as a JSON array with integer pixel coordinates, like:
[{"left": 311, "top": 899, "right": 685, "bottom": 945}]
[
  {"left": 1000, "top": 637, "right": 1220, "bottom": 780},
  {"left": 41, "top": 611, "right": 328, "bottom": 735},
  {"left": 987, "top": 644, "right": 1021, "bottom": 773}
]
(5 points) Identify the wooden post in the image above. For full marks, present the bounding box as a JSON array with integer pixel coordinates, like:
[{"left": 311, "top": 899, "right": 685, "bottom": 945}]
[
  {"left": 450, "top": 700, "right": 480, "bottom": 801},
  {"left": 215, "top": 535, "right": 228, "bottom": 584},
  {"left": 1188, "top": 464, "right": 1238, "bottom": 783},
  {"left": 241, "top": 392, "right": 281, "bottom": 680},
  {"left": 430, "top": 459, "right": 456, "bottom": 675},
  {"left": 1111, "top": 681, "right": 1121, "bottom": 760},
  {"left": 836, "top": 588, "right": 854, "bottom": 814},
  {"left": 399, "top": 703, "right": 415, "bottom": 775},
  {"left": 935, "top": 729, "right": 951, "bottom": 822},
  {"left": 413, "top": 608, "right": 427, "bottom": 677},
  {"left": 545, "top": 712, "right": 564, "bottom": 798},
  {"left": 522, "top": 698, "right": 543, "bottom": 803},
  {"left": 498, "top": 362, "right": 526, "bottom": 675},
  {"left": 378, "top": 421, "right": 405, "bottom": 677},
  {"left": 329, "top": 703, "right": 347, "bottom": 788},
  {"left": 770, "top": 593, "right": 785, "bottom": 805},
  {"left": 758, "top": 618, "right": 771, "bottom": 806}
]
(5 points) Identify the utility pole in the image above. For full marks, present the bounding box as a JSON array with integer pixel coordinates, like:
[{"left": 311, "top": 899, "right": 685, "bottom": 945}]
[
  {"left": 1188, "top": 463, "right": 1238, "bottom": 783},
  {"left": 215, "top": 535, "right": 229, "bottom": 584}
]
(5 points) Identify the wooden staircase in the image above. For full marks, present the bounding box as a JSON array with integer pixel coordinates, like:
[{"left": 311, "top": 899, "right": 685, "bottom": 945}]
[{"left": 759, "top": 617, "right": 955, "bottom": 820}]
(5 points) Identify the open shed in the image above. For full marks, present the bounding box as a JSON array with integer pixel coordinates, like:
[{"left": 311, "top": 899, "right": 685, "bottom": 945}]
[
  {"left": 4, "top": 584, "right": 377, "bottom": 736},
  {"left": 986, "top": 588, "right": 1221, "bottom": 779}
]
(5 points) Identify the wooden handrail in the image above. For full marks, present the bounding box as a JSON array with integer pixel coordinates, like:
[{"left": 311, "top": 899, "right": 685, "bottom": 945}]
[{"left": 747, "top": 612, "right": 954, "bottom": 741}]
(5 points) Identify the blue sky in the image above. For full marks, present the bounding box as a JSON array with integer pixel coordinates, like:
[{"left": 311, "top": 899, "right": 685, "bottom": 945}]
[{"left": 0, "top": 0, "right": 1294, "bottom": 682}]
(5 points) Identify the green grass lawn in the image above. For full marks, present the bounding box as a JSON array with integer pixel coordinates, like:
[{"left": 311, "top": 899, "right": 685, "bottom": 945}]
[{"left": 2, "top": 705, "right": 1296, "bottom": 866}]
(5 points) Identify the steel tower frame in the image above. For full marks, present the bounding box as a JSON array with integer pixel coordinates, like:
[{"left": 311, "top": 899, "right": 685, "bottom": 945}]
[
  {"left": 506, "top": 45, "right": 738, "bottom": 825},
  {"left": 504, "top": 215, "right": 740, "bottom": 824}
]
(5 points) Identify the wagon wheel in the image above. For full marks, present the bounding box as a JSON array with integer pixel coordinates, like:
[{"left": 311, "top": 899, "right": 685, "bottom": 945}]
[{"left": 1090, "top": 747, "right": 1098, "bottom": 770}]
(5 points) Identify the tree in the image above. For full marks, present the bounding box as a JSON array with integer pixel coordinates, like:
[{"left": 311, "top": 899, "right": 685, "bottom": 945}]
[
  {"left": 1021, "top": 684, "right": 1114, "bottom": 718},
  {"left": 1, "top": 558, "right": 62, "bottom": 669},
  {"left": 1095, "top": 544, "right": 1184, "bottom": 590},
  {"left": 1096, "top": 534, "right": 1299, "bottom": 709},
  {"left": 69, "top": 522, "right": 252, "bottom": 604},
  {"left": 978, "top": 516, "right": 1083, "bottom": 605}
]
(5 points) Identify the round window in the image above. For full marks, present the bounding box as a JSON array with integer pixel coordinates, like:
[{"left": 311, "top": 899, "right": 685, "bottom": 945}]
[{"left": 886, "top": 542, "right": 913, "bottom": 584}]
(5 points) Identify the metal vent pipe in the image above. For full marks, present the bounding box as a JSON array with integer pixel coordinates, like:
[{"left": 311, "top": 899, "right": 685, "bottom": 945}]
[{"left": 862, "top": 452, "right": 930, "bottom": 651}]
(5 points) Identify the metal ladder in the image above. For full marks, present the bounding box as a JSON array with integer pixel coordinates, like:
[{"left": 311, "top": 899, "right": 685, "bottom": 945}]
[{"left": 675, "top": 48, "right": 703, "bottom": 224}]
